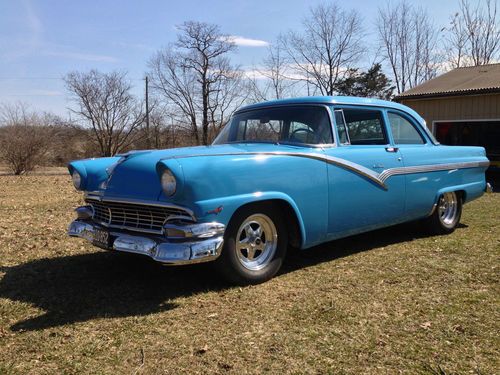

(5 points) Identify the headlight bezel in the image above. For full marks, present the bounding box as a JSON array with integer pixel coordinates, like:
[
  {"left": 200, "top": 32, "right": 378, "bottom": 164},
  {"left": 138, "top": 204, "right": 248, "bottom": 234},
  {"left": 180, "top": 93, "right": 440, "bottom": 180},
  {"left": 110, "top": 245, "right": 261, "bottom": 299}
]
[
  {"left": 72, "top": 171, "right": 82, "bottom": 190},
  {"left": 161, "top": 168, "right": 177, "bottom": 196}
]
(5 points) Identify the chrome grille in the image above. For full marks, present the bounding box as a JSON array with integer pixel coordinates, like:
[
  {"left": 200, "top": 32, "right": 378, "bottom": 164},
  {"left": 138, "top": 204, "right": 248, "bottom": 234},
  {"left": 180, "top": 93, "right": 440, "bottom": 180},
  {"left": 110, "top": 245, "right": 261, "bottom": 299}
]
[{"left": 86, "top": 199, "right": 192, "bottom": 233}]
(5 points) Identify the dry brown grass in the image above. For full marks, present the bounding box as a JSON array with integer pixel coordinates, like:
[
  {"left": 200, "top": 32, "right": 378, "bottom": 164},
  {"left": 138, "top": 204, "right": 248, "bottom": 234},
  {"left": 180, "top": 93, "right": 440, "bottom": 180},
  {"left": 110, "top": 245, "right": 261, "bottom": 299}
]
[{"left": 0, "top": 175, "right": 498, "bottom": 374}]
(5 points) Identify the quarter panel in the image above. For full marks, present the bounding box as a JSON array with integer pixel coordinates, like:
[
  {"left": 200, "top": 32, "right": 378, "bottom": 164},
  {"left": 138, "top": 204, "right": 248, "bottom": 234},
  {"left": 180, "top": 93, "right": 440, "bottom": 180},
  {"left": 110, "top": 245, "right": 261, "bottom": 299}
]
[{"left": 399, "top": 144, "right": 488, "bottom": 218}]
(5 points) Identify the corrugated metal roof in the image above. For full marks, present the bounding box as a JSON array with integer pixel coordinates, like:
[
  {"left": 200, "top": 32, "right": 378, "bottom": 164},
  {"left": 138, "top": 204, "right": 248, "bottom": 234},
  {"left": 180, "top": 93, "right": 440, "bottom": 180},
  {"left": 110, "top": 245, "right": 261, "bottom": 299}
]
[{"left": 395, "top": 63, "right": 500, "bottom": 99}]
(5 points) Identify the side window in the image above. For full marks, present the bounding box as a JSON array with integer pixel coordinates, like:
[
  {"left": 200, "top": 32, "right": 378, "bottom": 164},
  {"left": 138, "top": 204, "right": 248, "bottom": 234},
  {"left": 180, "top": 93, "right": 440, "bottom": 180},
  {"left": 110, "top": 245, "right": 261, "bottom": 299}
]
[
  {"left": 342, "top": 109, "right": 388, "bottom": 145},
  {"left": 388, "top": 112, "right": 425, "bottom": 144},
  {"left": 334, "top": 110, "right": 349, "bottom": 144}
]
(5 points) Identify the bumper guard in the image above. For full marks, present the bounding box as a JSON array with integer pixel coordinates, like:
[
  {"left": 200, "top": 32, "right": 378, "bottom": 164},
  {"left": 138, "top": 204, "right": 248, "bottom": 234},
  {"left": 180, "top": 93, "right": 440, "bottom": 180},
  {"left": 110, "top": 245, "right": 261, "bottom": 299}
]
[{"left": 68, "top": 215, "right": 224, "bottom": 265}]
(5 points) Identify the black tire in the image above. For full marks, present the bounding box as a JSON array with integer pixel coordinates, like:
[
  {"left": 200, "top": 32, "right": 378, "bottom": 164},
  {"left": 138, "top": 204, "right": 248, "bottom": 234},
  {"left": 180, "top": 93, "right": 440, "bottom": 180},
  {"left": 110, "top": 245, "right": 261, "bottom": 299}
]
[
  {"left": 424, "top": 191, "right": 462, "bottom": 235},
  {"left": 216, "top": 203, "right": 288, "bottom": 285}
]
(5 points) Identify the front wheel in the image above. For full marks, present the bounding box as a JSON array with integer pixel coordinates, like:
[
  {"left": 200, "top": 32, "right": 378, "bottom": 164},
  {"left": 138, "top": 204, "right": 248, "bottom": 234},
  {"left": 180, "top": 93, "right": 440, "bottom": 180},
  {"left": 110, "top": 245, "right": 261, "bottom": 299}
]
[
  {"left": 216, "top": 203, "right": 288, "bottom": 285},
  {"left": 424, "top": 191, "right": 462, "bottom": 235}
]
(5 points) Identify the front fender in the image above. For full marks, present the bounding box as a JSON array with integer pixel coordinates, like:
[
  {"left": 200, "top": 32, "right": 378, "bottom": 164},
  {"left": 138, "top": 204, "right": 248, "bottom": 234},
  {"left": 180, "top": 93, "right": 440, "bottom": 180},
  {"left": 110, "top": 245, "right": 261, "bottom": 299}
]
[
  {"left": 193, "top": 191, "right": 308, "bottom": 248},
  {"left": 68, "top": 157, "right": 120, "bottom": 191},
  {"left": 156, "top": 149, "right": 330, "bottom": 248}
]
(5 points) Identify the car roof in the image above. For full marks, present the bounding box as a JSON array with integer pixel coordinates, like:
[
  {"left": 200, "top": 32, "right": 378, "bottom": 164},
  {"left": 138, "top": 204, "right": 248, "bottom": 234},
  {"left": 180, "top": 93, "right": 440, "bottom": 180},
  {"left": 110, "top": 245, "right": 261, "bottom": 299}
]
[{"left": 236, "top": 96, "right": 426, "bottom": 124}]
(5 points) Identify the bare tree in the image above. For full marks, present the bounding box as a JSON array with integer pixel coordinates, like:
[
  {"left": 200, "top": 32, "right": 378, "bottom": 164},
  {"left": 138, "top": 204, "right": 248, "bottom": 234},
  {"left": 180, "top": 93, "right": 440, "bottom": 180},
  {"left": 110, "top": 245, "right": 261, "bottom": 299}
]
[
  {"left": 0, "top": 103, "right": 54, "bottom": 175},
  {"left": 445, "top": 0, "right": 500, "bottom": 68},
  {"left": 280, "top": 3, "right": 364, "bottom": 96},
  {"left": 249, "top": 44, "right": 297, "bottom": 101},
  {"left": 147, "top": 106, "right": 170, "bottom": 149},
  {"left": 130, "top": 103, "right": 192, "bottom": 150},
  {"left": 377, "top": 2, "right": 440, "bottom": 94},
  {"left": 64, "top": 70, "right": 145, "bottom": 157},
  {"left": 445, "top": 10, "right": 471, "bottom": 68},
  {"left": 149, "top": 48, "right": 200, "bottom": 144},
  {"left": 207, "top": 63, "right": 247, "bottom": 140},
  {"left": 178, "top": 21, "right": 238, "bottom": 145},
  {"left": 149, "top": 21, "right": 241, "bottom": 146}
]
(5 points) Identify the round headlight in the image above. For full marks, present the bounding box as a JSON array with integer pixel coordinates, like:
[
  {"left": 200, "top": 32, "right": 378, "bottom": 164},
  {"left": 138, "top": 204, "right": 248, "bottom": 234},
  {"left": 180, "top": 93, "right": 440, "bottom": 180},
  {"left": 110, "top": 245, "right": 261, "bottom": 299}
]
[
  {"left": 72, "top": 171, "right": 82, "bottom": 190},
  {"left": 161, "top": 169, "right": 177, "bottom": 196}
]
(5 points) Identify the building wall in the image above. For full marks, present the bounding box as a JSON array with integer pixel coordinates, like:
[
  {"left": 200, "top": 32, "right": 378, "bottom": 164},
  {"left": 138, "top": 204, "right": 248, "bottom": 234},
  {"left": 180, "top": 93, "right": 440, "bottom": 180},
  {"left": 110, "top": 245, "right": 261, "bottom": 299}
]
[{"left": 398, "top": 93, "right": 500, "bottom": 130}]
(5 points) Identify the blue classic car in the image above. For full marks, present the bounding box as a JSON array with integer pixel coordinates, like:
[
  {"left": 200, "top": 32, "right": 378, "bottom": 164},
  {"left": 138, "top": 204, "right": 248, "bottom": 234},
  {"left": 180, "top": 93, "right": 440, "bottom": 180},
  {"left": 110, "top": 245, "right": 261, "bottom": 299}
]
[{"left": 68, "top": 96, "right": 490, "bottom": 284}]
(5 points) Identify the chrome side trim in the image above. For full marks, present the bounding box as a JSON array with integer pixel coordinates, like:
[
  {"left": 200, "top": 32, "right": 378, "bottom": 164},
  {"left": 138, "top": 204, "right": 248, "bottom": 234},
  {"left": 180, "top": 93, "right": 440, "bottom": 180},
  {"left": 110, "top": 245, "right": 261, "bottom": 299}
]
[
  {"left": 163, "top": 152, "right": 490, "bottom": 190},
  {"left": 162, "top": 151, "right": 387, "bottom": 189},
  {"left": 378, "top": 160, "right": 490, "bottom": 184}
]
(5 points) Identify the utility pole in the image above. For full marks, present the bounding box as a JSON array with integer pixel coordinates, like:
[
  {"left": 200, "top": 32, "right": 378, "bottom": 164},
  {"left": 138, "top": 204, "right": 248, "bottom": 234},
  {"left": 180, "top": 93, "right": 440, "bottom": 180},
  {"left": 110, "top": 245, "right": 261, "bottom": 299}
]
[{"left": 145, "top": 76, "right": 150, "bottom": 148}]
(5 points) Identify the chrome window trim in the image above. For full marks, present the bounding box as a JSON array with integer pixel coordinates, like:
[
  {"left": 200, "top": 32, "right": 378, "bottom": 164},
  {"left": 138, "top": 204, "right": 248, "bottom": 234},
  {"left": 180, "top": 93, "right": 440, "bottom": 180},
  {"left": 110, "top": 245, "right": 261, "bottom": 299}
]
[
  {"left": 235, "top": 101, "right": 436, "bottom": 145},
  {"left": 220, "top": 103, "right": 337, "bottom": 148},
  {"left": 333, "top": 109, "right": 351, "bottom": 145},
  {"left": 332, "top": 105, "right": 390, "bottom": 146},
  {"left": 234, "top": 100, "right": 400, "bottom": 114}
]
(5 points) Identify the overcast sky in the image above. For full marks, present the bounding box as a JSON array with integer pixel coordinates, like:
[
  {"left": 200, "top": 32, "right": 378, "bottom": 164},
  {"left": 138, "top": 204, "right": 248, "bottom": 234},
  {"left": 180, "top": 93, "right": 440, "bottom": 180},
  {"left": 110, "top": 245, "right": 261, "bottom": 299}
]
[{"left": 0, "top": 0, "right": 461, "bottom": 116}]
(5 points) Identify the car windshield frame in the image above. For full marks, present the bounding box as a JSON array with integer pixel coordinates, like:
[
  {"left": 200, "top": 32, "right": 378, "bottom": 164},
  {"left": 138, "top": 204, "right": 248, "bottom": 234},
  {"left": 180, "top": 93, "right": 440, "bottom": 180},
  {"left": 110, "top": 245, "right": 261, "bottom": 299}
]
[{"left": 212, "top": 104, "right": 336, "bottom": 147}]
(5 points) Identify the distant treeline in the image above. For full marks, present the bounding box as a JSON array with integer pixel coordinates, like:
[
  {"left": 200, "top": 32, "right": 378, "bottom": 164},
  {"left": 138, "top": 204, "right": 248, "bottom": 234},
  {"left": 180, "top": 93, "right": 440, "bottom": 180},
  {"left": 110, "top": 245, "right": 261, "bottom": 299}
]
[{"left": 1, "top": 0, "right": 498, "bottom": 174}]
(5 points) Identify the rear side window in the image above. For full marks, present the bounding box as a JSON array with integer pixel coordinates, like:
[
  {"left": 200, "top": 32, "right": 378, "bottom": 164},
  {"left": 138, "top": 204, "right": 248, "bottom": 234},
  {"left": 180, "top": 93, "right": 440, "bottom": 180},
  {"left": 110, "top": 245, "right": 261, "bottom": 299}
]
[
  {"left": 342, "top": 109, "right": 388, "bottom": 145},
  {"left": 388, "top": 112, "right": 425, "bottom": 144}
]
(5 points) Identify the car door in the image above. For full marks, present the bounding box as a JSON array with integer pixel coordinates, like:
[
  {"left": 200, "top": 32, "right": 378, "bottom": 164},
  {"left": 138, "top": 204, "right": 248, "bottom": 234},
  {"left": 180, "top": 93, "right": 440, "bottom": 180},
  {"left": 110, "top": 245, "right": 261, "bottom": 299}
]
[
  {"left": 384, "top": 110, "right": 444, "bottom": 219},
  {"left": 324, "top": 106, "right": 406, "bottom": 239}
]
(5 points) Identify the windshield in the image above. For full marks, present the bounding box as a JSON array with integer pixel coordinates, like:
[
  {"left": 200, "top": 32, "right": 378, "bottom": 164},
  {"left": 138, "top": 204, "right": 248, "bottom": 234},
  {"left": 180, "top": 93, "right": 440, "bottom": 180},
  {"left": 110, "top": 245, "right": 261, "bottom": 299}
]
[{"left": 213, "top": 106, "right": 333, "bottom": 146}]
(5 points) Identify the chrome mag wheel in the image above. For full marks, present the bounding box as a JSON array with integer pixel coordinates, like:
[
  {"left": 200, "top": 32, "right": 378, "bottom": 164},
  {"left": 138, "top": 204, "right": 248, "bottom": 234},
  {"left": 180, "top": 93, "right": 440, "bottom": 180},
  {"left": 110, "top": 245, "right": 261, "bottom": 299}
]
[
  {"left": 438, "top": 192, "right": 458, "bottom": 227},
  {"left": 235, "top": 213, "right": 278, "bottom": 271}
]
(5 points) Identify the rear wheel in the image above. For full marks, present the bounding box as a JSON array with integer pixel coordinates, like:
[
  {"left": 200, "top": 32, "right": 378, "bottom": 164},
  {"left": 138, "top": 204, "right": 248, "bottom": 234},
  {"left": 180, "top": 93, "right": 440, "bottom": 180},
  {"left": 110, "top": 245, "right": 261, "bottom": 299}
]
[
  {"left": 424, "top": 191, "right": 462, "bottom": 235},
  {"left": 216, "top": 203, "right": 287, "bottom": 285}
]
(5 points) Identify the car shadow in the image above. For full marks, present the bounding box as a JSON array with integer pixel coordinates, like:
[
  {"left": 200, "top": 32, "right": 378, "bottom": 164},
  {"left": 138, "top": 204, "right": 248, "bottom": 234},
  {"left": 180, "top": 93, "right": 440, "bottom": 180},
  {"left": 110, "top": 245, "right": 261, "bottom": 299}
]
[
  {"left": 0, "top": 221, "right": 455, "bottom": 332},
  {"left": 0, "top": 253, "right": 228, "bottom": 332},
  {"left": 282, "top": 221, "right": 466, "bottom": 272}
]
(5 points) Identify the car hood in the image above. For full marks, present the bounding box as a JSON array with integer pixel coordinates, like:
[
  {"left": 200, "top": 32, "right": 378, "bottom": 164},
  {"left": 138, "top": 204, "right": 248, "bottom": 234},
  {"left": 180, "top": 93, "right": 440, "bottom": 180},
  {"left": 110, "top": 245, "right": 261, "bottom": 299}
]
[{"left": 103, "top": 143, "right": 306, "bottom": 201}]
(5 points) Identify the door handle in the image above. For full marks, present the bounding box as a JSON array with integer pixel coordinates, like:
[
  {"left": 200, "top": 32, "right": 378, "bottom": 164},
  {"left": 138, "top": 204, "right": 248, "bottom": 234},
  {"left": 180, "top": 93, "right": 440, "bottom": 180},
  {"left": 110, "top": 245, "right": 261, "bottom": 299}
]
[{"left": 385, "top": 147, "right": 399, "bottom": 153}]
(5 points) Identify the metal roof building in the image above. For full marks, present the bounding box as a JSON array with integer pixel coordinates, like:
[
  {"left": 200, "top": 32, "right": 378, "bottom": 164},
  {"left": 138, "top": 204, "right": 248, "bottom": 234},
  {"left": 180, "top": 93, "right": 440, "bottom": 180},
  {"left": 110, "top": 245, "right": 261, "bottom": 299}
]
[{"left": 394, "top": 64, "right": 500, "bottom": 172}]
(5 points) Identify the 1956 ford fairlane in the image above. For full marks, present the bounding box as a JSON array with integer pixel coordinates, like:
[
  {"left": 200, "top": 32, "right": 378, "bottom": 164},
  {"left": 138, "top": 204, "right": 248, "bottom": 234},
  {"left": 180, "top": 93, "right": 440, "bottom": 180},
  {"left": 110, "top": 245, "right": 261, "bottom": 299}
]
[{"left": 67, "top": 97, "right": 490, "bottom": 284}]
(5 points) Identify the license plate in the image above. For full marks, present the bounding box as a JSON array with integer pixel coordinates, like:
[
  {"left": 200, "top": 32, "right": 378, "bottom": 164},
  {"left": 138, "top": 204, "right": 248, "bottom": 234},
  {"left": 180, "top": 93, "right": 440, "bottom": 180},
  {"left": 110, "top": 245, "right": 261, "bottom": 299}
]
[{"left": 92, "top": 228, "right": 112, "bottom": 249}]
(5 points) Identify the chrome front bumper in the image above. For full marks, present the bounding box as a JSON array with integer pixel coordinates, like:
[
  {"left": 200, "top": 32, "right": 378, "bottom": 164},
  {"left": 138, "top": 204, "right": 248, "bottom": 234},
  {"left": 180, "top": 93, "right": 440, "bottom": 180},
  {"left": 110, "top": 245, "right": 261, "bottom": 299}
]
[{"left": 68, "top": 219, "right": 224, "bottom": 265}]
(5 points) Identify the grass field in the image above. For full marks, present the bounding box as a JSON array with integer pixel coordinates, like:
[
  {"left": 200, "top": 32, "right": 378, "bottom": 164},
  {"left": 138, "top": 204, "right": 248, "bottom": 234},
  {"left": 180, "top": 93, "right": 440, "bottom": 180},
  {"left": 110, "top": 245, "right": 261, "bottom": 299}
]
[{"left": 0, "top": 175, "right": 498, "bottom": 374}]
